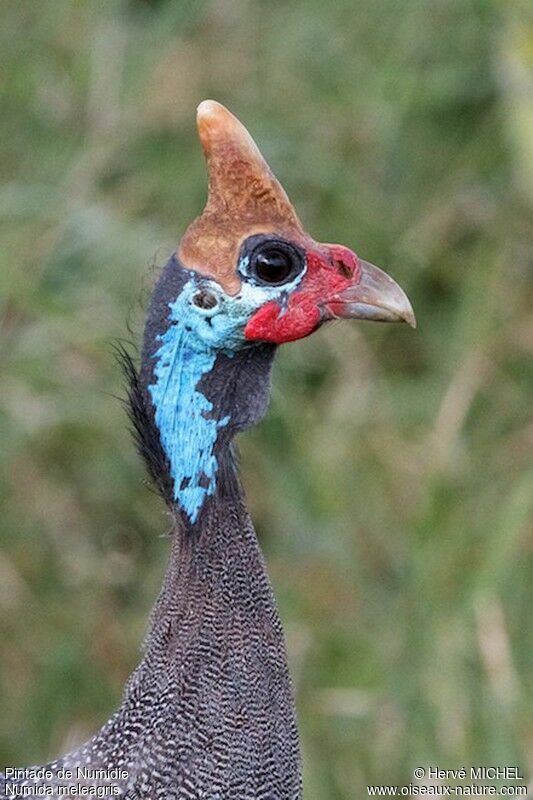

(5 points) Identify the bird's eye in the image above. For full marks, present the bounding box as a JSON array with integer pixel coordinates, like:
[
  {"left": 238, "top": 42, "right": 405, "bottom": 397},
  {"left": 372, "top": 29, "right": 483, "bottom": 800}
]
[
  {"left": 254, "top": 249, "right": 292, "bottom": 283},
  {"left": 249, "top": 241, "right": 303, "bottom": 286}
]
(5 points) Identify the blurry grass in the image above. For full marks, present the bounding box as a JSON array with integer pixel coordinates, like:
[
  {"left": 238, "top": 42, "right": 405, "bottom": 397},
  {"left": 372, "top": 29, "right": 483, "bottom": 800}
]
[{"left": 0, "top": 0, "right": 532, "bottom": 797}]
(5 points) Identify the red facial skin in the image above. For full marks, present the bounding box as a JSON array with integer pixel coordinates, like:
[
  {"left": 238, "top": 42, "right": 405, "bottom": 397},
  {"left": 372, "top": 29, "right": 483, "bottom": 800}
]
[{"left": 244, "top": 245, "right": 361, "bottom": 344}]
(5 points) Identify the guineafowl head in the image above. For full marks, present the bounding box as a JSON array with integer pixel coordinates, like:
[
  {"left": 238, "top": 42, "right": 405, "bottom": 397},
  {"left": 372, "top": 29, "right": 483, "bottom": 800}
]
[{"left": 136, "top": 101, "right": 415, "bottom": 525}]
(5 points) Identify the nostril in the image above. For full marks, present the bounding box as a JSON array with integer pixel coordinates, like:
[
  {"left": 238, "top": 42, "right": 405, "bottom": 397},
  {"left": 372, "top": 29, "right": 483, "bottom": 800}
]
[
  {"left": 327, "top": 245, "right": 360, "bottom": 280},
  {"left": 336, "top": 260, "right": 353, "bottom": 279}
]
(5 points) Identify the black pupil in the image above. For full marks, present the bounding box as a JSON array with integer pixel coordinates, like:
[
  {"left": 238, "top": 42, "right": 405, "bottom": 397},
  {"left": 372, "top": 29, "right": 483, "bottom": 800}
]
[{"left": 254, "top": 249, "right": 293, "bottom": 283}]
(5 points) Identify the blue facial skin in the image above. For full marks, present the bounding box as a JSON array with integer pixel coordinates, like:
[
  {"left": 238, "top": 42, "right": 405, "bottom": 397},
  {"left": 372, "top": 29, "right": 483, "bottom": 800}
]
[{"left": 148, "top": 258, "right": 305, "bottom": 523}]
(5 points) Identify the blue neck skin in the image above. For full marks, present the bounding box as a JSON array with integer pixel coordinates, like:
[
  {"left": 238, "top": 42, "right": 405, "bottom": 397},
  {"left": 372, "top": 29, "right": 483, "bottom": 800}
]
[
  {"left": 148, "top": 284, "right": 233, "bottom": 524},
  {"left": 145, "top": 272, "right": 277, "bottom": 523},
  {"left": 149, "top": 353, "right": 230, "bottom": 524}
]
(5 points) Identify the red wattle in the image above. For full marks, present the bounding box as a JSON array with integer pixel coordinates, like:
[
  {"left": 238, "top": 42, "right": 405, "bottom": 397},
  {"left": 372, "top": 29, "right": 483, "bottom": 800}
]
[{"left": 245, "top": 300, "right": 321, "bottom": 343}]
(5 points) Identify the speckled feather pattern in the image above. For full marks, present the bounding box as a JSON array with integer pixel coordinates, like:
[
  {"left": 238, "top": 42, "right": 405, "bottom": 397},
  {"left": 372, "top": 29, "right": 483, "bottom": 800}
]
[{"left": 0, "top": 497, "right": 301, "bottom": 799}]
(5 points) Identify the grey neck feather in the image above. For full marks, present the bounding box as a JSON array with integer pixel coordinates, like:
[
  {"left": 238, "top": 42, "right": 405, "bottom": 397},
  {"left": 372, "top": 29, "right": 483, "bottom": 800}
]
[{"left": 1, "top": 317, "right": 302, "bottom": 799}]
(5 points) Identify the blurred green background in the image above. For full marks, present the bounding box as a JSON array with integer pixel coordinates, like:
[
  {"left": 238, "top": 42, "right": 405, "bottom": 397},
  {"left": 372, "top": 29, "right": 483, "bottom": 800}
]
[{"left": 1, "top": 0, "right": 532, "bottom": 796}]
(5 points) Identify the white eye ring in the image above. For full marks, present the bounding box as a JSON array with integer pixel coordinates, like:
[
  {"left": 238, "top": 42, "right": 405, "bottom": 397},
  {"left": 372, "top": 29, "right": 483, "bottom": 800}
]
[{"left": 191, "top": 289, "right": 219, "bottom": 316}]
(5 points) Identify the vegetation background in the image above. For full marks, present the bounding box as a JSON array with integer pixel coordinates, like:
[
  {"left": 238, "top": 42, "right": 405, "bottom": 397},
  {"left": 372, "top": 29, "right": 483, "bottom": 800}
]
[{"left": 1, "top": 1, "right": 532, "bottom": 796}]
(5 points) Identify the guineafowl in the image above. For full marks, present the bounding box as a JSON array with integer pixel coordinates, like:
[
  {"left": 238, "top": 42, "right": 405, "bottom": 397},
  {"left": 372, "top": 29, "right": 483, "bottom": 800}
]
[{"left": 1, "top": 101, "right": 415, "bottom": 799}]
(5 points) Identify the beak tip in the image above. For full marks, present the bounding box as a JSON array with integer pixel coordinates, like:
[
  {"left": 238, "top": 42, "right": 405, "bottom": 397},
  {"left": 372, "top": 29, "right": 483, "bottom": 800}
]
[
  {"left": 404, "top": 307, "right": 417, "bottom": 329},
  {"left": 324, "top": 259, "right": 417, "bottom": 329},
  {"left": 358, "top": 259, "right": 417, "bottom": 329}
]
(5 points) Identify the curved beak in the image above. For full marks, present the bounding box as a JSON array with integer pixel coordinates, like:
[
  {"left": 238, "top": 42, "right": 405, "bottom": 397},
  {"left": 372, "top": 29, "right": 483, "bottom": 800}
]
[{"left": 324, "top": 260, "right": 416, "bottom": 328}]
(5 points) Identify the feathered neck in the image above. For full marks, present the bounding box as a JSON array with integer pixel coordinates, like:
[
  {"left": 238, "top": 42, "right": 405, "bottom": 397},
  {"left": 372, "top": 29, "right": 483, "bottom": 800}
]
[
  {"left": 97, "top": 491, "right": 302, "bottom": 798},
  {"left": 14, "top": 494, "right": 302, "bottom": 799}
]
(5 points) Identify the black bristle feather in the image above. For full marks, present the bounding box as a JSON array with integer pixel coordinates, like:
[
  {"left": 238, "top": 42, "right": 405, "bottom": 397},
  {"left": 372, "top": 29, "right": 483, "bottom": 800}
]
[{"left": 113, "top": 341, "right": 174, "bottom": 504}]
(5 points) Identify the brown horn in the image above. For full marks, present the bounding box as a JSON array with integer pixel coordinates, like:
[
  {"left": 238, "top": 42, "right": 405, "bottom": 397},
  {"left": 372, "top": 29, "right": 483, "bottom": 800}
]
[{"left": 178, "top": 101, "right": 307, "bottom": 295}]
